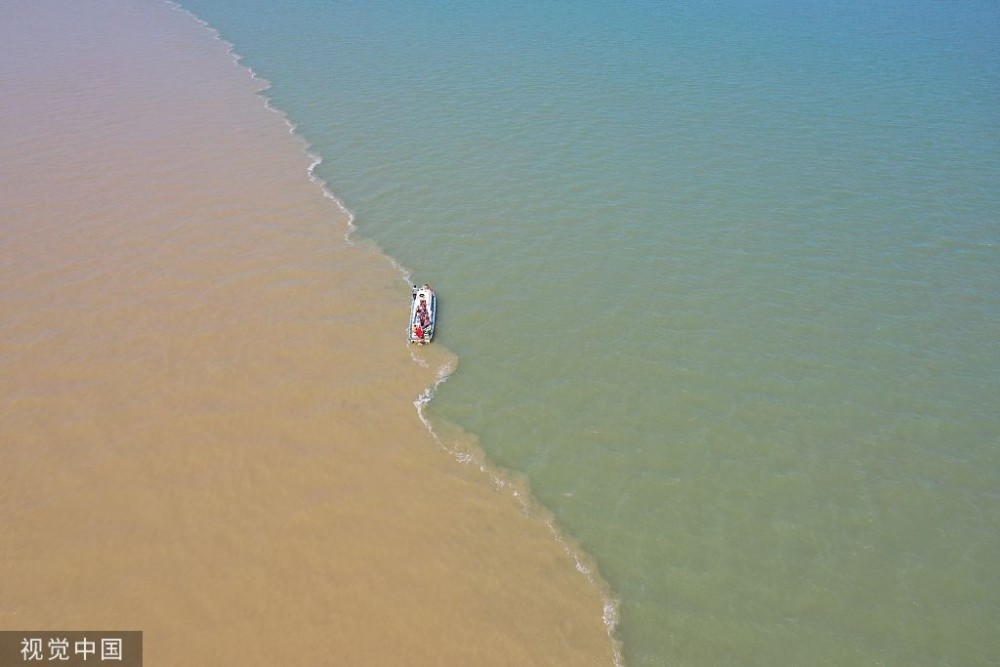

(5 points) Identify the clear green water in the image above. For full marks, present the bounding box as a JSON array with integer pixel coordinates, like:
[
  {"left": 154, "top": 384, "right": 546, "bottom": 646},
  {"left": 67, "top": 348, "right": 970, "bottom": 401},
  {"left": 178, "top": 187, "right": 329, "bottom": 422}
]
[{"left": 177, "top": 1, "right": 999, "bottom": 663}]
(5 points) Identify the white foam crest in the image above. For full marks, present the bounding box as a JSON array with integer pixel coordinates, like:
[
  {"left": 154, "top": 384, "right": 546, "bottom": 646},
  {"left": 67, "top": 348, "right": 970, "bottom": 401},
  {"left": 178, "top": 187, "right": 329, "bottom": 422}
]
[
  {"left": 412, "top": 361, "right": 456, "bottom": 444},
  {"left": 453, "top": 451, "right": 475, "bottom": 464}
]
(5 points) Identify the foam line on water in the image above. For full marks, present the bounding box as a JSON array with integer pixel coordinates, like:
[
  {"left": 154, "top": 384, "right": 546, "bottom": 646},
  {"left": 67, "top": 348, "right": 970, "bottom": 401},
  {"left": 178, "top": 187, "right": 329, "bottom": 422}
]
[
  {"left": 168, "top": 3, "right": 622, "bottom": 660},
  {"left": 165, "top": 0, "right": 357, "bottom": 242},
  {"left": 412, "top": 361, "right": 623, "bottom": 664}
]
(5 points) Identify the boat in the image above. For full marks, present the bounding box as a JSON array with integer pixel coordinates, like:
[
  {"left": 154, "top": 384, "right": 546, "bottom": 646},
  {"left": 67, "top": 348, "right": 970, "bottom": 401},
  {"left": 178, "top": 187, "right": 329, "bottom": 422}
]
[{"left": 408, "top": 284, "right": 436, "bottom": 344}]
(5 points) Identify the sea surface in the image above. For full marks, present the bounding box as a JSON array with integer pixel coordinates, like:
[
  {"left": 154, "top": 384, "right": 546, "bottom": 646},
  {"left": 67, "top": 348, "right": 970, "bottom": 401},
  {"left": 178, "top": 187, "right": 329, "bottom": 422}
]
[
  {"left": 135, "top": 0, "right": 1000, "bottom": 664},
  {"left": 1, "top": 1, "right": 615, "bottom": 664}
]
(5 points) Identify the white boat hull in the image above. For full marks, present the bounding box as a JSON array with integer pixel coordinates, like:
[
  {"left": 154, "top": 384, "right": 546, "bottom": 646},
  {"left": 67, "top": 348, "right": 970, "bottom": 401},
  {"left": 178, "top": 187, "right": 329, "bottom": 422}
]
[{"left": 408, "top": 285, "right": 436, "bottom": 344}]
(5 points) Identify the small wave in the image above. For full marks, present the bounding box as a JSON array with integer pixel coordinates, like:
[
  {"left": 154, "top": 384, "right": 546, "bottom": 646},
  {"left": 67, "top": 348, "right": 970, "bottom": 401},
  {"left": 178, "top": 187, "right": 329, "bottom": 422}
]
[{"left": 412, "top": 361, "right": 457, "bottom": 443}]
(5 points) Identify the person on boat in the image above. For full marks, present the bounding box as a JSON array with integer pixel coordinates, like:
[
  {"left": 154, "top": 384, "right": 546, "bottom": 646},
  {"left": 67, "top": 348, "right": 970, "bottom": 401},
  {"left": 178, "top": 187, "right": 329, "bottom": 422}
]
[{"left": 413, "top": 324, "right": 424, "bottom": 340}]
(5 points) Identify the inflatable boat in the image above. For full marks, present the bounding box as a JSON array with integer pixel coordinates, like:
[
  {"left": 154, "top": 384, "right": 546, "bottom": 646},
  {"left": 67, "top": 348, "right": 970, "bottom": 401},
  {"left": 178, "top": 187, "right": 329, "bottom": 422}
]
[{"left": 408, "top": 284, "right": 436, "bottom": 344}]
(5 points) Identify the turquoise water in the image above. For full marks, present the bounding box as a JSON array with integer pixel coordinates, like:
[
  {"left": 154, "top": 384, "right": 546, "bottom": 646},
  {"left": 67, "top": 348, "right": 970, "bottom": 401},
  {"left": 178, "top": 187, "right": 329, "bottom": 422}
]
[{"left": 176, "top": 1, "right": 999, "bottom": 664}]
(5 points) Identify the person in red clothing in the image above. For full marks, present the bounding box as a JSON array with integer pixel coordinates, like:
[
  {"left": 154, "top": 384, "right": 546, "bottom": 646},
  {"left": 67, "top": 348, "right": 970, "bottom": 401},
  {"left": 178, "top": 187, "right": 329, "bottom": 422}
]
[{"left": 413, "top": 324, "right": 424, "bottom": 340}]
